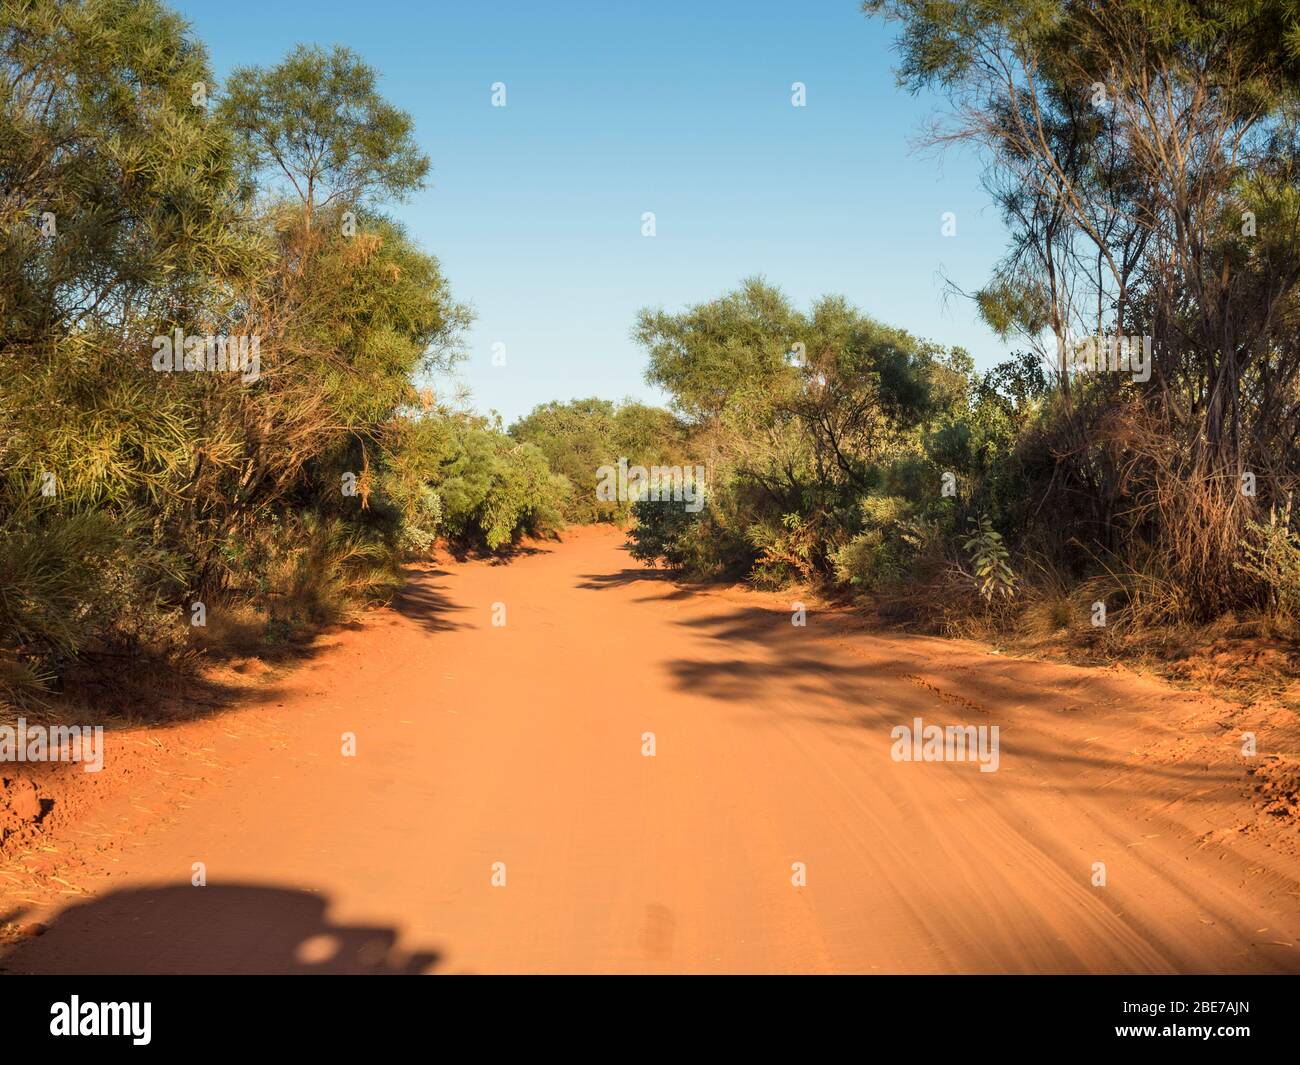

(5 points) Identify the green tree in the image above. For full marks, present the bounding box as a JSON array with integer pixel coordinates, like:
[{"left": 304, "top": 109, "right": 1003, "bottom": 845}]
[
  {"left": 218, "top": 43, "right": 429, "bottom": 225},
  {"left": 632, "top": 280, "right": 964, "bottom": 581},
  {"left": 0, "top": 8, "right": 473, "bottom": 704},
  {"left": 867, "top": 0, "right": 1300, "bottom": 616},
  {"left": 1, "top": 0, "right": 255, "bottom": 698},
  {"left": 509, "top": 398, "right": 687, "bottom": 522},
  {"left": 635, "top": 277, "right": 801, "bottom": 423}
]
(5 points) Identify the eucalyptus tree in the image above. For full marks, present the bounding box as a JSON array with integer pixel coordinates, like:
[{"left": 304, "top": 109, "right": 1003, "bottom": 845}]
[
  {"left": 867, "top": 0, "right": 1300, "bottom": 611},
  {"left": 218, "top": 43, "right": 429, "bottom": 227}
]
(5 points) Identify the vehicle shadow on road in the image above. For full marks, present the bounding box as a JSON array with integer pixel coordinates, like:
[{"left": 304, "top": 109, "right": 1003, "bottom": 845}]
[{"left": 0, "top": 883, "right": 441, "bottom": 975}]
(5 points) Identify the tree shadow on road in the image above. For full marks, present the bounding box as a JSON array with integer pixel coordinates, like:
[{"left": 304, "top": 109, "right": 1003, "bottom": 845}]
[
  {"left": 576, "top": 567, "right": 670, "bottom": 590},
  {"left": 440, "top": 540, "right": 555, "bottom": 565},
  {"left": 0, "top": 882, "right": 441, "bottom": 975},
  {"left": 661, "top": 605, "right": 1249, "bottom": 803},
  {"left": 576, "top": 567, "right": 703, "bottom": 604},
  {"left": 392, "top": 568, "right": 471, "bottom": 634}
]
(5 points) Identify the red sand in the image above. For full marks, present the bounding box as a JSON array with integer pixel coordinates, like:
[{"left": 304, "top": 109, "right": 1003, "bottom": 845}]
[{"left": 2, "top": 525, "right": 1297, "bottom": 973}]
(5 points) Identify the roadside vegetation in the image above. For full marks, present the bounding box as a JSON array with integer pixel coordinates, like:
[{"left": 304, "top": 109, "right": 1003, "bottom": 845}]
[
  {"left": 0, "top": 1, "right": 563, "bottom": 712},
  {"left": 5, "top": 0, "right": 1300, "bottom": 718},
  {"left": 629, "top": 1, "right": 1300, "bottom": 693}
]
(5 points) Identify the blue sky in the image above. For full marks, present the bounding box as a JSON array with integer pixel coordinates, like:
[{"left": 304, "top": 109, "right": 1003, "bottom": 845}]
[{"left": 175, "top": 0, "right": 1010, "bottom": 425}]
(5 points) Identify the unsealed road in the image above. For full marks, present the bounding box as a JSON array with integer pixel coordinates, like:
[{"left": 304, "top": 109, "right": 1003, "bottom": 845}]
[{"left": 3, "top": 526, "right": 1298, "bottom": 973}]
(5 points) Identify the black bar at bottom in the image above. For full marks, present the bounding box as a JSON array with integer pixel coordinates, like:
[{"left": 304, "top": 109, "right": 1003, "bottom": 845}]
[{"left": 1, "top": 974, "right": 1291, "bottom": 1052}]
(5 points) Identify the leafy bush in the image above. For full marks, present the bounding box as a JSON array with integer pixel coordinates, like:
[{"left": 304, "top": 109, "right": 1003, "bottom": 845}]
[
  {"left": 627, "top": 497, "right": 715, "bottom": 573},
  {"left": 434, "top": 422, "right": 566, "bottom": 550},
  {"left": 0, "top": 12, "right": 483, "bottom": 703},
  {"left": 1237, "top": 496, "right": 1300, "bottom": 620},
  {"left": 508, "top": 399, "right": 688, "bottom": 523},
  {"left": 962, "top": 515, "right": 1018, "bottom": 603}
]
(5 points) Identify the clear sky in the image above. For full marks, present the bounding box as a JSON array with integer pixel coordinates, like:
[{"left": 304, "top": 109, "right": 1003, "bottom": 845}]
[{"left": 174, "top": 0, "right": 1010, "bottom": 426}]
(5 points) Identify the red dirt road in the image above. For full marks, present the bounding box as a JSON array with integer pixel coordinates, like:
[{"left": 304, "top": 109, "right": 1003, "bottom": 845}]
[{"left": 2, "top": 526, "right": 1298, "bottom": 973}]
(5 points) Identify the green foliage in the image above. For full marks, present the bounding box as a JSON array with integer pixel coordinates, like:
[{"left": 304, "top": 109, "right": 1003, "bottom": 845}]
[
  {"left": 217, "top": 43, "right": 429, "bottom": 218},
  {"left": 508, "top": 398, "right": 688, "bottom": 522},
  {"left": 867, "top": 0, "right": 1300, "bottom": 621},
  {"left": 626, "top": 497, "right": 724, "bottom": 574},
  {"left": 403, "top": 487, "right": 443, "bottom": 553},
  {"left": 0, "top": 502, "right": 170, "bottom": 702},
  {"left": 0, "top": 8, "right": 492, "bottom": 704},
  {"left": 15, "top": 0, "right": 1300, "bottom": 708},
  {"left": 748, "top": 512, "right": 819, "bottom": 586},
  {"left": 260, "top": 511, "right": 403, "bottom": 629},
  {"left": 636, "top": 277, "right": 801, "bottom": 421},
  {"left": 628, "top": 280, "right": 977, "bottom": 584},
  {"left": 432, "top": 419, "right": 566, "bottom": 550},
  {"left": 1, "top": 0, "right": 258, "bottom": 350},
  {"left": 832, "top": 495, "right": 916, "bottom": 590},
  {"left": 963, "top": 515, "right": 1018, "bottom": 602},
  {"left": 1237, "top": 496, "right": 1300, "bottom": 619}
]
